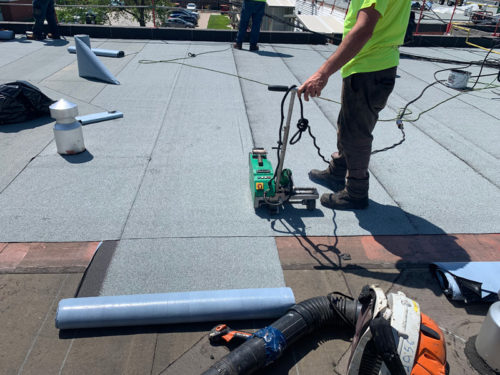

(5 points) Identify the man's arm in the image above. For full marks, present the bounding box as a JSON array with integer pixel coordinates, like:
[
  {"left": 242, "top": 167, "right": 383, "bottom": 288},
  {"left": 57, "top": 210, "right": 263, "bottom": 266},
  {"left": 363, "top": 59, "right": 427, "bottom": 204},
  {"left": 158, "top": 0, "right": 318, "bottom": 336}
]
[{"left": 298, "top": 4, "right": 381, "bottom": 101}]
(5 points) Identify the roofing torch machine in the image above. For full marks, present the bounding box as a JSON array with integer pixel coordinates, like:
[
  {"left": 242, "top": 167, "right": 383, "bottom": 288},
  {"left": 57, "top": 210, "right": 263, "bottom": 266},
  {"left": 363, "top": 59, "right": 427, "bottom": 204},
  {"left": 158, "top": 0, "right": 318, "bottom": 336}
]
[
  {"left": 202, "top": 285, "right": 447, "bottom": 375},
  {"left": 249, "top": 85, "right": 319, "bottom": 213}
]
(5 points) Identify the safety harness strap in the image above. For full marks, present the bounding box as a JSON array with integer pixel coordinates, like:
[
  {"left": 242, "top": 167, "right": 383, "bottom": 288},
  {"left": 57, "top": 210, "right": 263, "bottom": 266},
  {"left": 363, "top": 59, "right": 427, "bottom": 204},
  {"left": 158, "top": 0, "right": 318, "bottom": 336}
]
[{"left": 369, "top": 316, "right": 407, "bottom": 375}]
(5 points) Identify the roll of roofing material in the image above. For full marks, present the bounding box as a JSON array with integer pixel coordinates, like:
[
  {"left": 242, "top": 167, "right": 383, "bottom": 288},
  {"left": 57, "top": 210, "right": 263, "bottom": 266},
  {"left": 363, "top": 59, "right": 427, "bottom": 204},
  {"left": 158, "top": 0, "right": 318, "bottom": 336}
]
[
  {"left": 55, "top": 287, "right": 295, "bottom": 330},
  {"left": 75, "top": 34, "right": 91, "bottom": 47},
  {"left": 67, "top": 46, "right": 125, "bottom": 58},
  {"left": 0, "top": 30, "right": 15, "bottom": 40}
]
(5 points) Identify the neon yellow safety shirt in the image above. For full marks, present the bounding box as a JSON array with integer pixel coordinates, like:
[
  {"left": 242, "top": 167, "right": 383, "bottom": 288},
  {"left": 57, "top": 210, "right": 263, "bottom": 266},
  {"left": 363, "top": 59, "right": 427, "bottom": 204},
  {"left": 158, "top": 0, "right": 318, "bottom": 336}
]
[{"left": 341, "top": 0, "right": 411, "bottom": 78}]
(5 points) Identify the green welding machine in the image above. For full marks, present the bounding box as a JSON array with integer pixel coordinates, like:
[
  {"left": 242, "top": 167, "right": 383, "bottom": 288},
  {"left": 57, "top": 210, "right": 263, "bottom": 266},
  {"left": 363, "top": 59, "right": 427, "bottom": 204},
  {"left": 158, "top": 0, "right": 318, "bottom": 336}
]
[{"left": 249, "top": 85, "right": 319, "bottom": 213}]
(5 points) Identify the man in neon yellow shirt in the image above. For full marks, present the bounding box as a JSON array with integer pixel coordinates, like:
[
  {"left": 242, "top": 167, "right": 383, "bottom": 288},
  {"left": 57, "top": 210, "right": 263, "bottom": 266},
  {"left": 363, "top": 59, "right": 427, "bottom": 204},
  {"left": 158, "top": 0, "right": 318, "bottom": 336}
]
[{"left": 298, "top": 0, "right": 411, "bottom": 210}]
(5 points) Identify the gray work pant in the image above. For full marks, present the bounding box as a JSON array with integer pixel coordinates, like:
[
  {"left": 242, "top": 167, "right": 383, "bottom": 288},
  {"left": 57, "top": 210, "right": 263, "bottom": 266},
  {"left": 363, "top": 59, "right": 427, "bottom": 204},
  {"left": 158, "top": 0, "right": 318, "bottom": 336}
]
[
  {"left": 334, "top": 66, "right": 397, "bottom": 198},
  {"left": 32, "top": 0, "right": 59, "bottom": 37}
]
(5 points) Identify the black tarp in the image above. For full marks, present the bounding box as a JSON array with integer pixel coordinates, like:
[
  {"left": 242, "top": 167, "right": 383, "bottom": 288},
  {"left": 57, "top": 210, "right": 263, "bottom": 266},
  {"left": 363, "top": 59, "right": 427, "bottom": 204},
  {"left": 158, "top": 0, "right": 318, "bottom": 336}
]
[{"left": 0, "top": 81, "right": 55, "bottom": 125}]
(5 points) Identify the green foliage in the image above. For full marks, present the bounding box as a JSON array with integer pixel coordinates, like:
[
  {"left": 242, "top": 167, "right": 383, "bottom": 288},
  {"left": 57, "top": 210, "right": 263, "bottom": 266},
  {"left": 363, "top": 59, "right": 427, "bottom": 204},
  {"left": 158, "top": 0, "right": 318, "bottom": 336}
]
[
  {"left": 55, "top": 0, "right": 175, "bottom": 27},
  {"left": 207, "top": 14, "right": 231, "bottom": 29}
]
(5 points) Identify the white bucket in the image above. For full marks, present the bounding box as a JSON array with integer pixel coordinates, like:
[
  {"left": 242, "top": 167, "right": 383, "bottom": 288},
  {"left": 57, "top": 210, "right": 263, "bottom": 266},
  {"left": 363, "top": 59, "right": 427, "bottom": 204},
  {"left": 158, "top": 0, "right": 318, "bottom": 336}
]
[
  {"left": 475, "top": 301, "right": 500, "bottom": 372},
  {"left": 447, "top": 69, "right": 471, "bottom": 89}
]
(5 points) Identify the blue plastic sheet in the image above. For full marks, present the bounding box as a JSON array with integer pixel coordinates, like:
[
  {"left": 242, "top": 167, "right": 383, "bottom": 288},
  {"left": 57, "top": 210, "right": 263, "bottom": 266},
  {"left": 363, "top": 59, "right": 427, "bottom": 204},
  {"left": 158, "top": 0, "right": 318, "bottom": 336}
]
[
  {"left": 431, "top": 262, "right": 500, "bottom": 303},
  {"left": 68, "top": 46, "right": 125, "bottom": 58}
]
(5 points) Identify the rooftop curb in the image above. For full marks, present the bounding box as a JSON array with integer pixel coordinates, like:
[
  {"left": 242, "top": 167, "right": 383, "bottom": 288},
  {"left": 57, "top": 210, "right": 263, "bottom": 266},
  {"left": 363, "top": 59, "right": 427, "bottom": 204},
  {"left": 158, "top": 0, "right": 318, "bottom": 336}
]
[{"left": 1, "top": 21, "right": 499, "bottom": 48}]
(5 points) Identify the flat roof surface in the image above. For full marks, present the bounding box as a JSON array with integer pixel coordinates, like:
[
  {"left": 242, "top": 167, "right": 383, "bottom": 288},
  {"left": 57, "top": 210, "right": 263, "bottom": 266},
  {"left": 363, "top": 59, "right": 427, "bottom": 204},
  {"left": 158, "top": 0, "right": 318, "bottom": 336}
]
[
  {"left": 1, "top": 34, "right": 499, "bottom": 374},
  {"left": 1, "top": 38, "right": 499, "bottom": 242}
]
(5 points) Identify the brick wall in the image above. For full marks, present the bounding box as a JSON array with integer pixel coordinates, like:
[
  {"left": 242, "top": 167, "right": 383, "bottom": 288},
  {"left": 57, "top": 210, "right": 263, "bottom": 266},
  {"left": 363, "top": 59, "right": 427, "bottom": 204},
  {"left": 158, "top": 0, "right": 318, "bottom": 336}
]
[{"left": 0, "top": 0, "right": 33, "bottom": 21}]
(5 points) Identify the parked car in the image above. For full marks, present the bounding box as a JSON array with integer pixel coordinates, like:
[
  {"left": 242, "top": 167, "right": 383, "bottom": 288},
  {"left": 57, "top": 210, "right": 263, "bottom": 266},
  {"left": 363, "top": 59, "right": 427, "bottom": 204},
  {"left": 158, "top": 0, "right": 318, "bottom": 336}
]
[
  {"left": 170, "top": 8, "right": 199, "bottom": 19},
  {"left": 411, "top": 1, "right": 432, "bottom": 10},
  {"left": 164, "top": 17, "right": 195, "bottom": 28},
  {"left": 186, "top": 3, "right": 197, "bottom": 11},
  {"left": 440, "top": 0, "right": 464, "bottom": 5},
  {"left": 471, "top": 11, "right": 500, "bottom": 25},
  {"left": 168, "top": 12, "right": 198, "bottom": 26}
]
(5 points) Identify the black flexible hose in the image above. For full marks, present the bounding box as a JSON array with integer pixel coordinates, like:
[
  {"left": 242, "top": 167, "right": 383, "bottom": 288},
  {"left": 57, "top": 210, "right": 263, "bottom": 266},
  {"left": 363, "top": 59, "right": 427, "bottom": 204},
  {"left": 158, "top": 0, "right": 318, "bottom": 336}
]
[{"left": 201, "top": 295, "right": 359, "bottom": 375}]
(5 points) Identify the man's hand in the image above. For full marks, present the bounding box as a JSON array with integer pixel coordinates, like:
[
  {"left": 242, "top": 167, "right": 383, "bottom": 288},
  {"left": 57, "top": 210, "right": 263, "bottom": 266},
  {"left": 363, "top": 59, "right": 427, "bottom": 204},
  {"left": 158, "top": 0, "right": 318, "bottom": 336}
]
[
  {"left": 298, "top": 71, "right": 329, "bottom": 101},
  {"left": 297, "top": 4, "right": 380, "bottom": 102}
]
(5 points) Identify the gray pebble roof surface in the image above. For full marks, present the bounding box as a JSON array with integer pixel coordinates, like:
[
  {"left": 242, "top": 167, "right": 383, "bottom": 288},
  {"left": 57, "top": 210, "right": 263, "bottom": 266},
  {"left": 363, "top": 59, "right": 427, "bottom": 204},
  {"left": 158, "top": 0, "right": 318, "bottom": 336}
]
[{"left": 1, "top": 38, "right": 499, "bottom": 294}]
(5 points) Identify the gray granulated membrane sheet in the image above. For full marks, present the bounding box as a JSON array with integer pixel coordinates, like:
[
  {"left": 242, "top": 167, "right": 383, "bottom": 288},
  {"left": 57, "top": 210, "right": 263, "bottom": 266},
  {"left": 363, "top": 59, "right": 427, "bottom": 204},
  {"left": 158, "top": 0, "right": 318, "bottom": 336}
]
[
  {"left": 271, "top": 43, "right": 500, "bottom": 234},
  {"left": 1, "top": 39, "right": 499, "bottom": 295},
  {"left": 98, "top": 237, "right": 285, "bottom": 296},
  {"left": 0, "top": 154, "right": 148, "bottom": 242}
]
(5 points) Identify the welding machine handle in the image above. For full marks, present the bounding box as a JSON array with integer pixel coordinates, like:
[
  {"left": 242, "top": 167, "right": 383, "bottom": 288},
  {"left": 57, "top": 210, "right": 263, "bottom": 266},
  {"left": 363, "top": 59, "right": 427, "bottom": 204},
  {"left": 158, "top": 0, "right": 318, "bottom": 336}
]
[{"left": 268, "top": 85, "right": 290, "bottom": 92}]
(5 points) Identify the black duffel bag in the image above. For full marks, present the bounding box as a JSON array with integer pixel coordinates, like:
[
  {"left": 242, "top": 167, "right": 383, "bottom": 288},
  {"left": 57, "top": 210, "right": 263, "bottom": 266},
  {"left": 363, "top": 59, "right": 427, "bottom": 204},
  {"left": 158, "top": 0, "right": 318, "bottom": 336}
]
[{"left": 0, "top": 81, "right": 55, "bottom": 125}]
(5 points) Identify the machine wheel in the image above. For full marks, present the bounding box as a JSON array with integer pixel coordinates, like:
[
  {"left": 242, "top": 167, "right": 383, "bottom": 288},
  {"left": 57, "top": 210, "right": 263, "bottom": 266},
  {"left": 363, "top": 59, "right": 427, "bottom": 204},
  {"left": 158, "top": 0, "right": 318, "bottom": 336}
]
[
  {"left": 268, "top": 205, "right": 280, "bottom": 215},
  {"left": 306, "top": 199, "right": 316, "bottom": 211}
]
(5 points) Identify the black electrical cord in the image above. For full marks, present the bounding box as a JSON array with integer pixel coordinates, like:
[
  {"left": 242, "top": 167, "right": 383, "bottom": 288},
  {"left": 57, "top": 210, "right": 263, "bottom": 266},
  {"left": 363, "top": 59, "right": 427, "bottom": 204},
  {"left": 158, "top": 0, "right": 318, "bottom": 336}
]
[
  {"left": 138, "top": 5, "right": 499, "bottom": 160},
  {"left": 263, "top": 86, "right": 295, "bottom": 207},
  {"left": 264, "top": 85, "right": 330, "bottom": 206},
  {"left": 400, "top": 51, "right": 500, "bottom": 69},
  {"left": 471, "top": 41, "right": 500, "bottom": 89},
  {"left": 225, "top": 0, "right": 337, "bottom": 42},
  {"left": 373, "top": 40, "right": 500, "bottom": 152},
  {"left": 227, "top": 1, "right": 499, "bottom": 156},
  {"left": 290, "top": 93, "right": 329, "bottom": 163},
  {"left": 370, "top": 78, "right": 440, "bottom": 154}
]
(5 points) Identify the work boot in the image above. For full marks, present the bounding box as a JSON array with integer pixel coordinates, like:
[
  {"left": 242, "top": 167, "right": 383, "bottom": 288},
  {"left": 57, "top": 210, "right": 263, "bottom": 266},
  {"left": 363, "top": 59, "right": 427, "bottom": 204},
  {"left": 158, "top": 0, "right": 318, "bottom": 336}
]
[
  {"left": 320, "top": 189, "right": 368, "bottom": 210},
  {"left": 33, "top": 33, "right": 46, "bottom": 41},
  {"left": 233, "top": 42, "right": 242, "bottom": 50},
  {"left": 250, "top": 44, "right": 259, "bottom": 51},
  {"left": 309, "top": 164, "right": 346, "bottom": 191}
]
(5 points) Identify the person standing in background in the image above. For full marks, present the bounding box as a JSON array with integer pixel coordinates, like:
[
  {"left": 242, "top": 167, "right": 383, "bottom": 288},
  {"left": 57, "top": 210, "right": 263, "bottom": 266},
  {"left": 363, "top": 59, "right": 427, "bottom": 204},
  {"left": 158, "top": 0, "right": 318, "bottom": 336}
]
[
  {"left": 233, "top": 0, "right": 266, "bottom": 51},
  {"left": 32, "top": 0, "right": 60, "bottom": 40}
]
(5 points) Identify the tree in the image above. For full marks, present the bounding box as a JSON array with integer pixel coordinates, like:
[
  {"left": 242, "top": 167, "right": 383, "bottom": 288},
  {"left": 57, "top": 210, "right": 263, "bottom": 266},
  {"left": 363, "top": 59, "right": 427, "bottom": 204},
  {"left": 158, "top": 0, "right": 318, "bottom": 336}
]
[
  {"left": 108, "top": 0, "right": 174, "bottom": 27},
  {"left": 55, "top": 0, "right": 174, "bottom": 27}
]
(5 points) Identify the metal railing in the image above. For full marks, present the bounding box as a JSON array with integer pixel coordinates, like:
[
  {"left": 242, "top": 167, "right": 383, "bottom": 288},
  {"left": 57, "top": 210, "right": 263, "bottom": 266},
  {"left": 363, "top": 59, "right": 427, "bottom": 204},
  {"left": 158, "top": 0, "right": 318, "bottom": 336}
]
[{"left": 0, "top": 1, "right": 226, "bottom": 28}]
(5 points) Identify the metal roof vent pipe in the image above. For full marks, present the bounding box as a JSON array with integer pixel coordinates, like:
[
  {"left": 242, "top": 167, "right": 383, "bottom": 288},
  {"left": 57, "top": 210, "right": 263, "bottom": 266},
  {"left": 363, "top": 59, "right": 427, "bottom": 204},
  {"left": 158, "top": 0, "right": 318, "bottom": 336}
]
[
  {"left": 50, "top": 99, "right": 86, "bottom": 155},
  {"left": 475, "top": 300, "right": 500, "bottom": 372}
]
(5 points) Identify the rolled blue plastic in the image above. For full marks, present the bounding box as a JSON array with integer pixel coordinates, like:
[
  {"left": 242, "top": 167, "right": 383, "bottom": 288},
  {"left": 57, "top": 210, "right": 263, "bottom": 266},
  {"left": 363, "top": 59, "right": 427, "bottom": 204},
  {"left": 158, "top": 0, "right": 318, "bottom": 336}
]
[
  {"left": 56, "top": 287, "right": 295, "bottom": 330},
  {"left": 68, "top": 46, "right": 125, "bottom": 58},
  {"left": 0, "top": 30, "right": 15, "bottom": 40},
  {"left": 76, "top": 111, "right": 123, "bottom": 125}
]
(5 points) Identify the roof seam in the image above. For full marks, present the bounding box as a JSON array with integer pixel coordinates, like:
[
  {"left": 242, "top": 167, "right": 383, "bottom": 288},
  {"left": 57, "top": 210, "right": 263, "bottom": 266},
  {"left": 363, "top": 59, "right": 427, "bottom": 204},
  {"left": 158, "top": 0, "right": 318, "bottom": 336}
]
[{"left": 116, "top": 40, "right": 187, "bottom": 240}]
